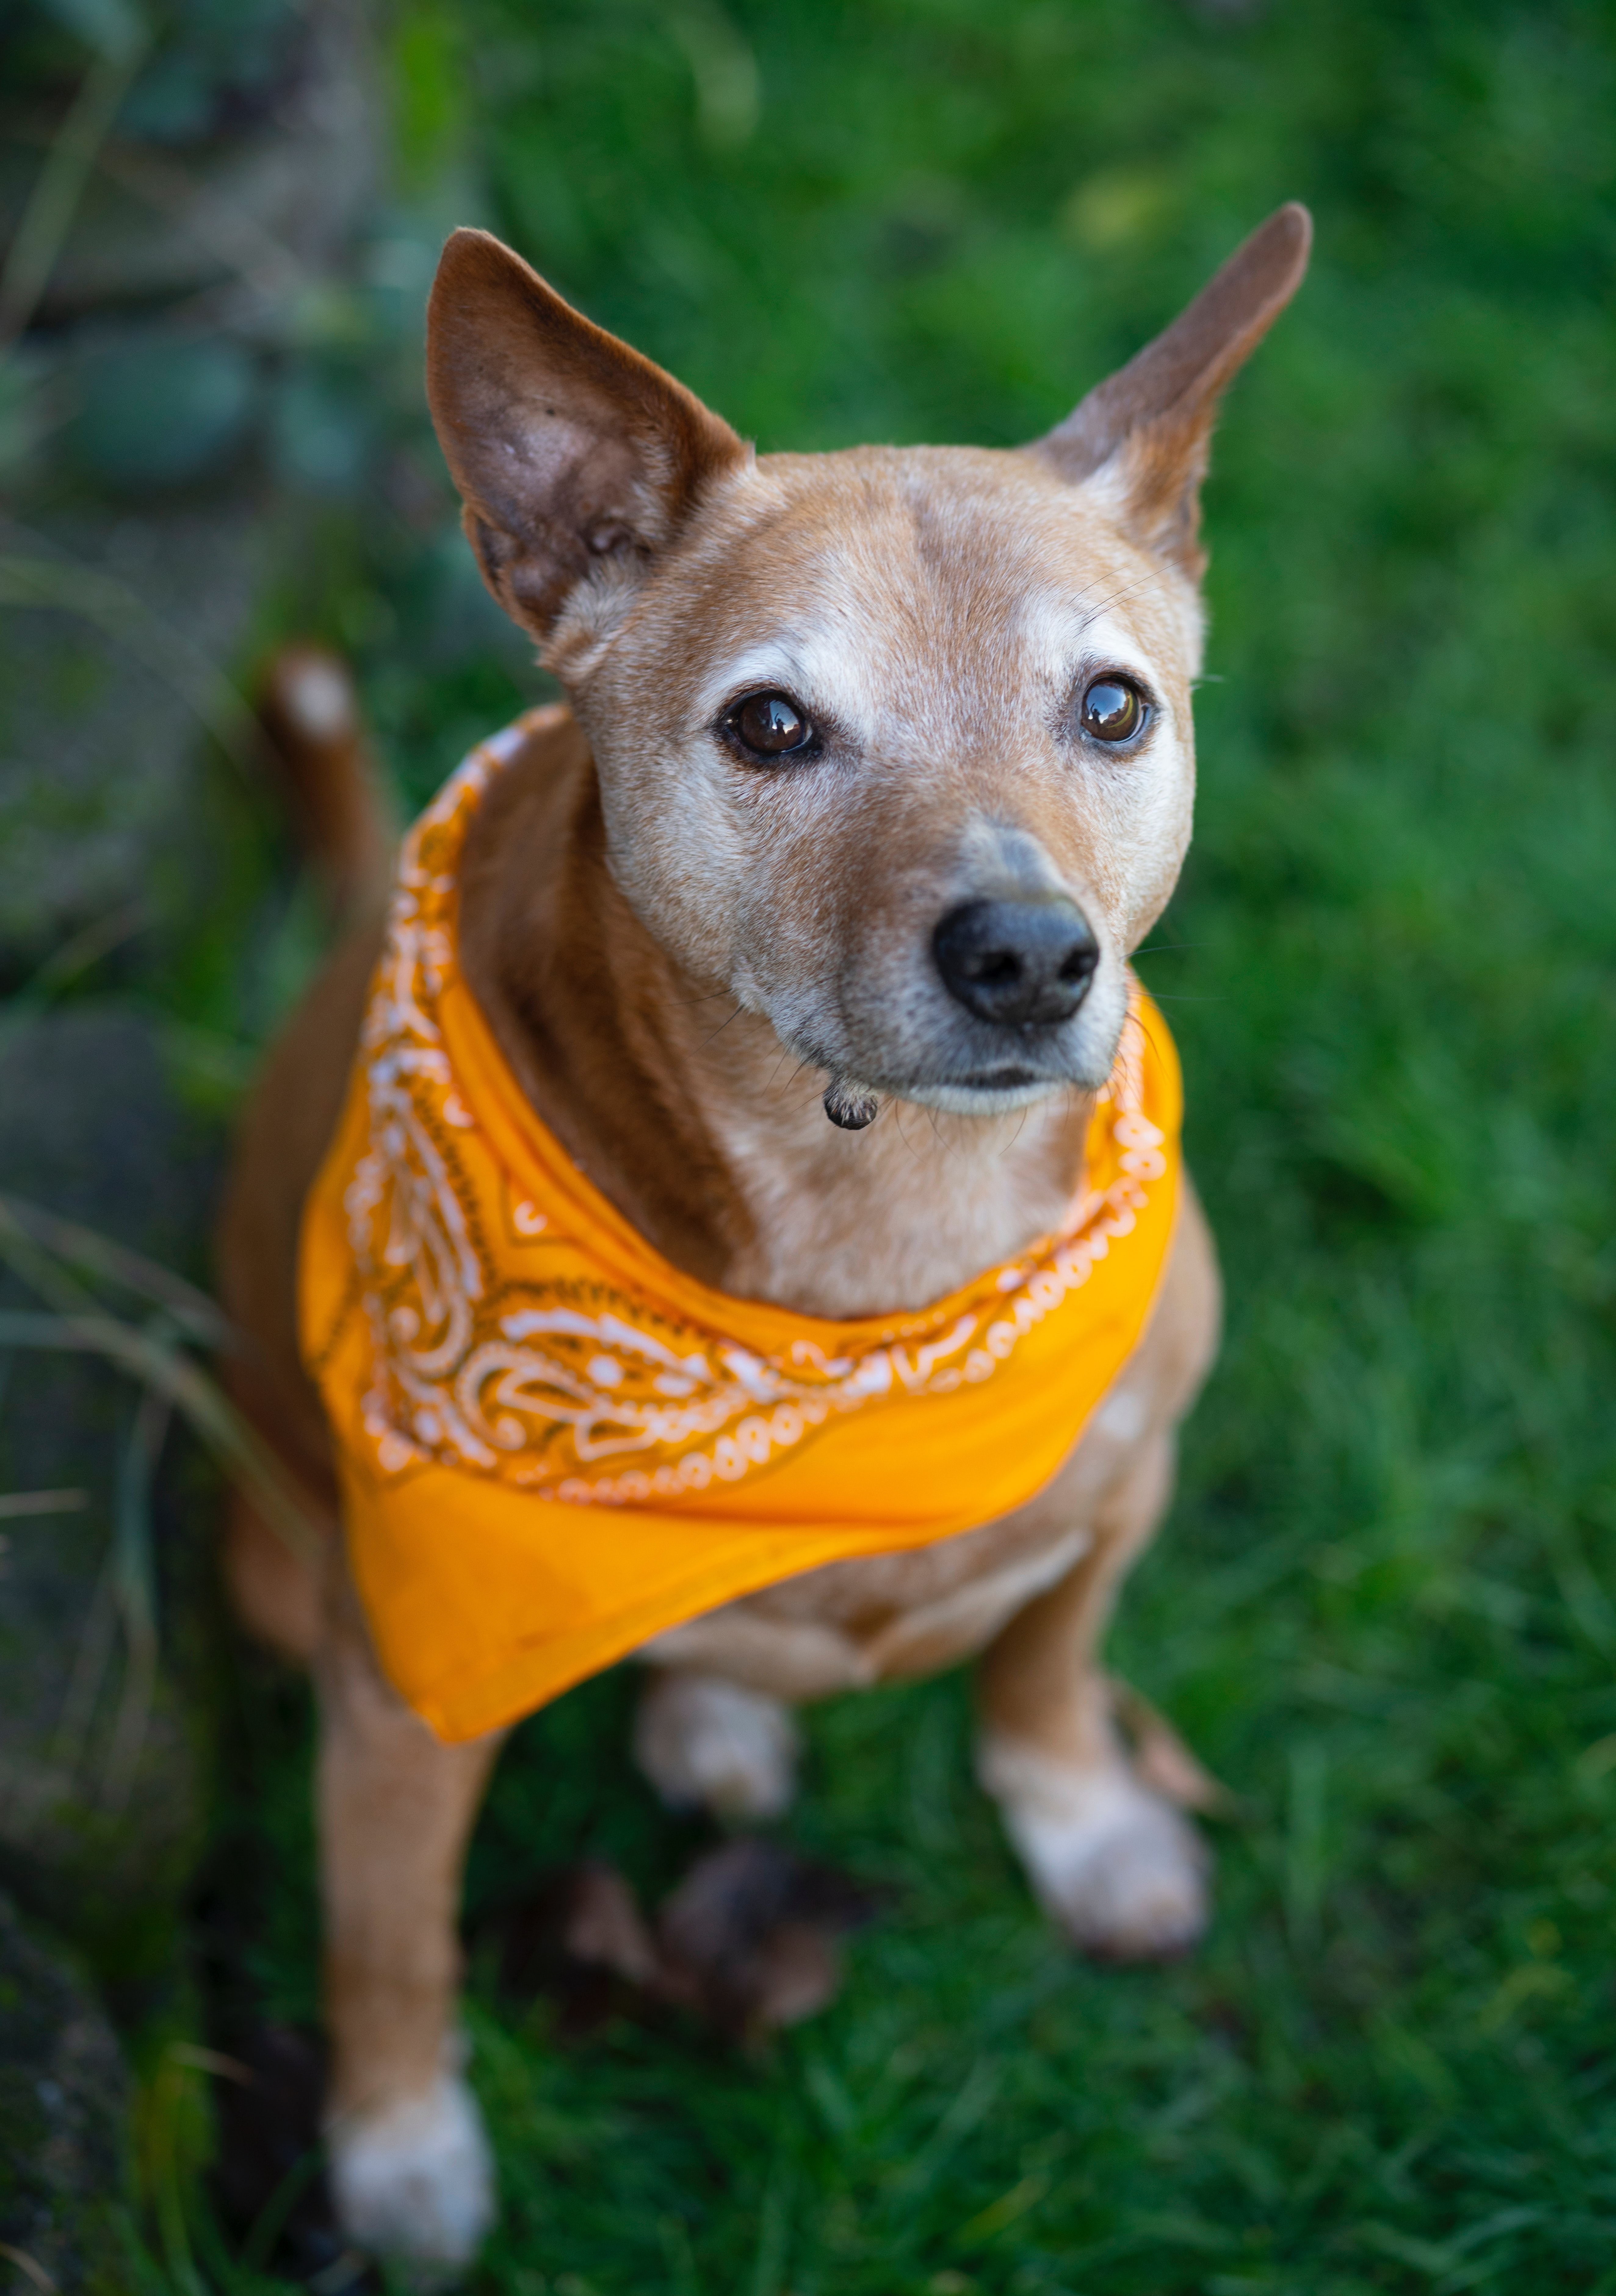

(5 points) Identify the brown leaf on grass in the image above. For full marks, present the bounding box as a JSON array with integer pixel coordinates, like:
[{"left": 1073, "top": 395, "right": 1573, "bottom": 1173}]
[
  {"left": 484, "top": 1860, "right": 660, "bottom": 2036},
  {"left": 656, "top": 1837, "right": 880, "bottom": 2042},
  {"left": 1108, "top": 1673, "right": 1240, "bottom": 1815},
  {"left": 484, "top": 1842, "right": 882, "bottom": 2044},
  {"left": 562, "top": 1859, "right": 661, "bottom": 1984}
]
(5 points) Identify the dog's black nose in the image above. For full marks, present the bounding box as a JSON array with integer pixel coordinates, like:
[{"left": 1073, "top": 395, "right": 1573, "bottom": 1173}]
[{"left": 932, "top": 897, "right": 1099, "bottom": 1026}]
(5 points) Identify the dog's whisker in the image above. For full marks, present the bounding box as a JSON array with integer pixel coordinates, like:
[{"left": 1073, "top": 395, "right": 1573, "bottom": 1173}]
[
  {"left": 695, "top": 1002, "right": 746, "bottom": 1050},
  {"left": 1074, "top": 563, "right": 1171, "bottom": 632}
]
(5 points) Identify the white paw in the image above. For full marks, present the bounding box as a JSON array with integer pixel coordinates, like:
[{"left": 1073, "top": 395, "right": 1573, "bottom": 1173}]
[
  {"left": 327, "top": 2071, "right": 494, "bottom": 2283},
  {"left": 634, "top": 1670, "right": 800, "bottom": 1820},
  {"left": 978, "top": 1732, "right": 1209, "bottom": 1960}
]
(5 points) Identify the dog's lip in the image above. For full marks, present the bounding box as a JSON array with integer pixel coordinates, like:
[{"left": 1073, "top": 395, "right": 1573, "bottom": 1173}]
[
  {"left": 872, "top": 1059, "right": 1098, "bottom": 1101},
  {"left": 956, "top": 1064, "right": 1044, "bottom": 1089},
  {"left": 775, "top": 1019, "right": 1105, "bottom": 1102},
  {"left": 785, "top": 1036, "right": 1092, "bottom": 1098}
]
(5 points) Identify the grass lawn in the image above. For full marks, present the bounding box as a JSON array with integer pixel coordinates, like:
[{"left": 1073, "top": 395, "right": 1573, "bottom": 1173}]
[{"left": 148, "top": 1, "right": 1616, "bottom": 2288}]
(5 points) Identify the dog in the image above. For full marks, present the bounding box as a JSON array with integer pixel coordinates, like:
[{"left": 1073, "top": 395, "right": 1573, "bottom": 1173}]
[{"left": 218, "top": 203, "right": 1310, "bottom": 2274}]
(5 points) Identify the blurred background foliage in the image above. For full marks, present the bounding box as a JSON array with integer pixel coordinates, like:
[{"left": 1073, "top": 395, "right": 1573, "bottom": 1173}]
[{"left": 3, "top": 0, "right": 1616, "bottom": 2290}]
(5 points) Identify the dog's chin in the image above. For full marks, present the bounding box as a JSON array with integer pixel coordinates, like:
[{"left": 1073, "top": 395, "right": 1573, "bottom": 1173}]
[{"left": 885, "top": 1032, "right": 1126, "bottom": 1117}]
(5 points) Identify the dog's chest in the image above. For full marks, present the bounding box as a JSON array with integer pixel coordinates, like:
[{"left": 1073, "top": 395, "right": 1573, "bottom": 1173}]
[{"left": 712, "top": 1087, "right": 1089, "bottom": 1319}]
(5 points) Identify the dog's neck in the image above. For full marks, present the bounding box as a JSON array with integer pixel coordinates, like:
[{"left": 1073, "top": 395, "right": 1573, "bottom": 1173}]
[{"left": 455, "top": 715, "right": 1094, "bottom": 1319}]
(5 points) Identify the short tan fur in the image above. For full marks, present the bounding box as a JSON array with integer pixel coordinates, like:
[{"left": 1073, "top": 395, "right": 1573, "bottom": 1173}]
[{"left": 218, "top": 203, "right": 1310, "bottom": 2273}]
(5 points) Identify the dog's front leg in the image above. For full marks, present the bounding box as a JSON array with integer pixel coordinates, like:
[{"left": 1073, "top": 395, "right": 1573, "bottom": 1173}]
[
  {"left": 975, "top": 1431, "right": 1208, "bottom": 1960},
  {"left": 315, "top": 1590, "right": 506, "bottom": 2274}
]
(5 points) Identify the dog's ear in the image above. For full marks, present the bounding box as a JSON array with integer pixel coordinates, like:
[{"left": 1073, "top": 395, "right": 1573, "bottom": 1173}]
[
  {"left": 1031, "top": 203, "right": 1311, "bottom": 579},
  {"left": 426, "top": 228, "right": 748, "bottom": 640}
]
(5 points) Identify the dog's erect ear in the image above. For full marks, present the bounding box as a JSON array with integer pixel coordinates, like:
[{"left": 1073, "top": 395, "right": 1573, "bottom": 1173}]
[
  {"left": 426, "top": 228, "right": 748, "bottom": 640},
  {"left": 1031, "top": 203, "right": 1311, "bottom": 578}
]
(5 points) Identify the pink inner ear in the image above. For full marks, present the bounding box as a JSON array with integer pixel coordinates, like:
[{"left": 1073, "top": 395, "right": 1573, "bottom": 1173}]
[
  {"left": 504, "top": 412, "right": 648, "bottom": 549},
  {"left": 426, "top": 228, "right": 746, "bottom": 643}
]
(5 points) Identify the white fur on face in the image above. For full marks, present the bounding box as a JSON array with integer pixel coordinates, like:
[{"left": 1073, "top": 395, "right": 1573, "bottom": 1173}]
[{"left": 566, "top": 445, "right": 1201, "bottom": 1113}]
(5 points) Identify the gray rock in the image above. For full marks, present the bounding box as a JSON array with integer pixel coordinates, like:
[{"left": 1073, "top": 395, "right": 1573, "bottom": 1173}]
[
  {"left": 0, "top": 495, "right": 270, "bottom": 975},
  {"left": 0, "top": 1891, "right": 130, "bottom": 2294},
  {"left": 0, "top": 0, "right": 378, "bottom": 324},
  {"left": 0, "top": 1008, "right": 215, "bottom": 1981},
  {"left": 0, "top": 0, "right": 382, "bottom": 977}
]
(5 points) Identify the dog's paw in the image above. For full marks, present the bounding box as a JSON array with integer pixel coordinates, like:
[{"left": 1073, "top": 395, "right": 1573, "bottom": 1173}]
[
  {"left": 634, "top": 1670, "right": 800, "bottom": 1820},
  {"left": 327, "top": 2071, "right": 493, "bottom": 2284},
  {"left": 977, "top": 1732, "right": 1209, "bottom": 1961}
]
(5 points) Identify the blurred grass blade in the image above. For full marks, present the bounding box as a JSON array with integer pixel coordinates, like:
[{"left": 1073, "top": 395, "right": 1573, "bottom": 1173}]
[
  {"left": 146, "top": 2052, "right": 208, "bottom": 2296},
  {"left": 894, "top": 2058, "right": 1001, "bottom": 2195},
  {"left": 0, "top": 1308, "right": 320, "bottom": 1564},
  {"left": 94, "top": 139, "right": 308, "bottom": 303},
  {"left": 0, "top": 1312, "right": 94, "bottom": 1344},
  {"left": 0, "top": 1193, "right": 102, "bottom": 1314},
  {"left": 1546, "top": 1519, "right": 1616, "bottom": 1662},
  {"left": 747, "top": 2147, "right": 794, "bottom": 2296},
  {"left": 0, "top": 1487, "right": 87, "bottom": 1518},
  {"left": 1284, "top": 1738, "right": 1330, "bottom": 1952},
  {"left": 40, "top": 0, "right": 146, "bottom": 60},
  {"left": 51, "top": 1547, "right": 117, "bottom": 1782},
  {"left": 0, "top": 2242, "right": 58, "bottom": 2294},
  {"left": 0, "top": 904, "right": 147, "bottom": 1071},
  {"left": 0, "top": 542, "right": 263, "bottom": 779},
  {"left": 0, "top": 1198, "right": 320, "bottom": 1560},
  {"left": 238, "top": 2147, "right": 324, "bottom": 2275},
  {"left": 669, "top": 0, "right": 760, "bottom": 152},
  {"left": 104, "top": 1384, "right": 168, "bottom": 1807},
  {"left": 0, "top": 27, "right": 148, "bottom": 353},
  {"left": 0, "top": 1191, "right": 228, "bottom": 1345}
]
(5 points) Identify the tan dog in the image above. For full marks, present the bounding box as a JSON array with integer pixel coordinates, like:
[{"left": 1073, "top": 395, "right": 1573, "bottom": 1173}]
[{"left": 219, "top": 204, "right": 1310, "bottom": 2274}]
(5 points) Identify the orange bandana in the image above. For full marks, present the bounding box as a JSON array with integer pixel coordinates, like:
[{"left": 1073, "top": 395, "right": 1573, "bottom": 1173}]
[{"left": 299, "top": 710, "right": 1184, "bottom": 1741}]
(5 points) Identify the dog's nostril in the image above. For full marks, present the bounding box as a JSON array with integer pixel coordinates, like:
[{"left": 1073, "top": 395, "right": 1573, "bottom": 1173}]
[
  {"left": 969, "top": 951, "right": 1023, "bottom": 988},
  {"left": 932, "top": 897, "right": 1099, "bottom": 1028}
]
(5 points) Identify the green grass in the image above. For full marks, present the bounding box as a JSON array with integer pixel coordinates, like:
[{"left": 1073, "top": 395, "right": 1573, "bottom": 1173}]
[{"left": 149, "top": 0, "right": 1616, "bottom": 2287}]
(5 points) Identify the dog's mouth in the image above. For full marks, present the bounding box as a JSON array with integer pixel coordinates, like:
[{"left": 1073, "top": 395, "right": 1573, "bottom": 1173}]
[
  {"left": 875, "top": 1015, "right": 1126, "bottom": 1106},
  {"left": 958, "top": 1063, "right": 1044, "bottom": 1090},
  {"left": 786, "top": 1017, "right": 1119, "bottom": 1120},
  {"left": 772, "top": 952, "right": 1126, "bottom": 1122}
]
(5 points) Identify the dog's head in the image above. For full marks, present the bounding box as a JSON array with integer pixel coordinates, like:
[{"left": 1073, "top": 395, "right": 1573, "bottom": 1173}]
[{"left": 427, "top": 208, "right": 1309, "bottom": 1122}]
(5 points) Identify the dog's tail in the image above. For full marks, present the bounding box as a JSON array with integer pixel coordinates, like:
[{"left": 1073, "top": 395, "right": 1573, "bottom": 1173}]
[{"left": 256, "top": 643, "right": 397, "bottom": 925}]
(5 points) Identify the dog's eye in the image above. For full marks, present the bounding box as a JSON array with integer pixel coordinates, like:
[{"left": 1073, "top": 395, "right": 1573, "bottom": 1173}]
[
  {"left": 726, "top": 691, "right": 814, "bottom": 759},
  {"left": 1078, "top": 676, "right": 1149, "bottom": 744}
]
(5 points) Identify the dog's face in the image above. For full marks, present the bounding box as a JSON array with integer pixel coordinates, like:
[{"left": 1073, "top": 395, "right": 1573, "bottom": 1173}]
[
  {"left": 427, "top": 212, "right": 1309, "bottom": 1118},
  {"left": 560, "top": 443, "right": 1198, "bottom": 1111}
]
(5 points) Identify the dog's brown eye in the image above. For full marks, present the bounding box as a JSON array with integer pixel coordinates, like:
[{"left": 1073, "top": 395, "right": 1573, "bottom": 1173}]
[
  {"left": 728, "top": 691, "right": 813, "bottom": 758},
  {"left": 1079, "top": 676, "right": 1148, "bottom": 743}
]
